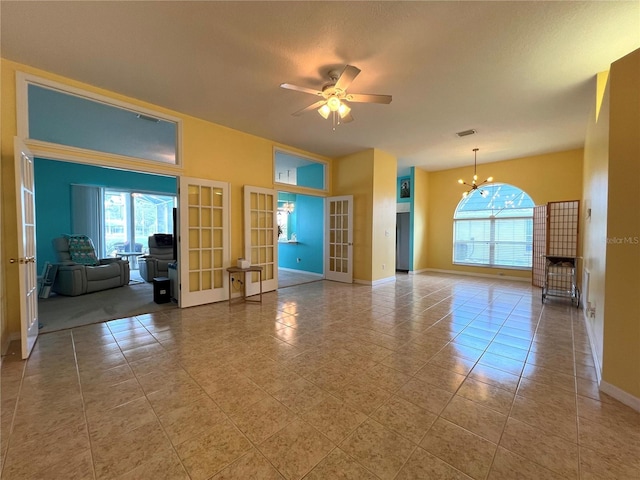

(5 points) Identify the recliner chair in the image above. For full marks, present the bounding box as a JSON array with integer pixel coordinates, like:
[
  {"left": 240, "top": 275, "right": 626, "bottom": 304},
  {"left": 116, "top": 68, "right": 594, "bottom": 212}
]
[
  {"left": 51, "top": 235, "right": 130, "bottom": 296},
  {"left": 139, "top": 234, "right": 175, "bottom": 282}
]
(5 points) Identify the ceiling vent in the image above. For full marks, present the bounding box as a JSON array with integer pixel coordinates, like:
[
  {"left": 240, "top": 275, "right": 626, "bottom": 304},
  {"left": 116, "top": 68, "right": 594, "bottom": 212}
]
[{"left": 456, "top": 129, "right": 477, "bottom": 137}]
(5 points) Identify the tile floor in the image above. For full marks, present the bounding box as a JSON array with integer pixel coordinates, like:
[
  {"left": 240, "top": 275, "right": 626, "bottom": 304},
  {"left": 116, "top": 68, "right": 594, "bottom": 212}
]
[
  {"left": 278, "top": 270, "right": 323, "bottom": 289},
  {"left": 1, "top": 273, "right": 639, "bottom": 479}
]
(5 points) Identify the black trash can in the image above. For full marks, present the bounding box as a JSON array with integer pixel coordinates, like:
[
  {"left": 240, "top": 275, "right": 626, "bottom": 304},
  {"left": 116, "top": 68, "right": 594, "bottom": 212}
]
[{"left": 153, "top": 276, "right": 171, "bottom": 304}]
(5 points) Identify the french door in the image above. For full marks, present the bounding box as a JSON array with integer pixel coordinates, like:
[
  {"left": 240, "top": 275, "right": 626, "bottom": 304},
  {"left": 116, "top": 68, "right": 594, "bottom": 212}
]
[
  {"left": 179, "top": 177, "right": 230, "bottom": 307},
  {"left": 325, "top": 195, "right": 353, "bottom": 283},
  {"left": 243, "top": 186, "right": 278, "bottom": 296},
  {"left": 14, "top": 138, "right": 39, "bottom": 358}
]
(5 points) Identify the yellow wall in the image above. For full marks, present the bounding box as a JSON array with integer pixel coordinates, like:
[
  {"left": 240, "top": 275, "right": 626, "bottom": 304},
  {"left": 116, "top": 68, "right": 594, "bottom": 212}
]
[
  {"left": 371, "top": 149, "right": 397, "bottom": 281},
  {"left": 582, "top": 74, "right": 610, "bottom": 372},
  {"left": 0, "top": 59, "right": 331, "bottom": 341},
  {"left": 602, "top": 49, "right": 640, "bottom": 398},
  {"left": 333, "top": 149, "right": 374, "bottom": 282},
  {"left": 412, "top": 167, "right": 430, "bottom": 271},
  {"left": 427, "top": 150, "right": 584, "bottom": 278}
]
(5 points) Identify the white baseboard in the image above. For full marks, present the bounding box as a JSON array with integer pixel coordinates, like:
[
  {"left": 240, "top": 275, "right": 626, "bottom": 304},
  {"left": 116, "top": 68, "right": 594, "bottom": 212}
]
[
  {"left": 600, "top": 380, "right": 640, "bottom": 412},
  {"left": 409, "top": 268, "right": 429, "bottom": 275},
  {"left": 582, "top": 310, "right": 603, "bottom": 385},
  {"left": 278, "top": 268, "right": 323, "bottom": 278},
  {"left": 423, "top": 268, "right": 530, "bottom": 282},
  {"left": 354, "top": 276, "right": 396, "bottom": 286}
]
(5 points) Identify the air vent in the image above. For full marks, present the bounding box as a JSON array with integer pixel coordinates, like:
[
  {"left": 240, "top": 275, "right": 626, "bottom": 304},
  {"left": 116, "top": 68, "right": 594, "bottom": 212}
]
[
  {"left": 136, "top": 114, "right": 160, "bottom": 123},
  {"left": 456, "top": 129, "right": 477, "bottom": 137}
]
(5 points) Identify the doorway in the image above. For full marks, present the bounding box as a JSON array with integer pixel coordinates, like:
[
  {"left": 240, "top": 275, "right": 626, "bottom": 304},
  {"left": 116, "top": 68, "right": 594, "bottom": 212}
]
[
  {"left": 277, "top": 191, "right": 324, "bottom": 288},
  {"left": 34, "top": 158, "right": 179, "bottom": 332}
]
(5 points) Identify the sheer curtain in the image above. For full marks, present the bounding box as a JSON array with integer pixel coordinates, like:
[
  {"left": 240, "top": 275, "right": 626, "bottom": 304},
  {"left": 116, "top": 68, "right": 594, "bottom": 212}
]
[{"left": 71, "top": 184, "right": 104, "bottom": 257}]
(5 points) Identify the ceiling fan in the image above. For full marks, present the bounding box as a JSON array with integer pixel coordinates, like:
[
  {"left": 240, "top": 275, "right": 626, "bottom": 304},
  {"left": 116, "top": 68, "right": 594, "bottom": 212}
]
[{"left": 280, "top": 65, "right": 392, "bottom": 127}]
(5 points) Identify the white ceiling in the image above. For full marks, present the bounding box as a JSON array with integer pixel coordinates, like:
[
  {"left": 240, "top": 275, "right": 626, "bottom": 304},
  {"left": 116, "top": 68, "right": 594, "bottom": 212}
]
[{"left": 1, "top": 1, "right": 638, "bottom": 174}]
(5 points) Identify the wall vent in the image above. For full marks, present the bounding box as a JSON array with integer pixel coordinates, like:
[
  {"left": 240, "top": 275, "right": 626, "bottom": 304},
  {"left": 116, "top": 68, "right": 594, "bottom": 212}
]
[
  {"left": 136, "top": 114, "right": 160, "bottom": 123},
  {"left": 456, "top": 129, "right": 477, "bottom": 137}
]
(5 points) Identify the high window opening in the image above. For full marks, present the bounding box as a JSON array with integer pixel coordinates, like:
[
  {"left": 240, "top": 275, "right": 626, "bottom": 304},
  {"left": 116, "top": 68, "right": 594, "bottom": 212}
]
[
  {"left": 274, "top": 149, "right": 327, "bottom": 191},
  {"left": 19, "top": 73, "right": 181, "bottom": 165},
  {"left": 453, "top": 183, "right": 534, "bottom": 269}
]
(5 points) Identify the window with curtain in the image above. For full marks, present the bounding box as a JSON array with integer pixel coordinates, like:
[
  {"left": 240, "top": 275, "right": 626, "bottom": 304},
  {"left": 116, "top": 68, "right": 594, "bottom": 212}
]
[{"left": 453, "top": 183, "right": 534, "bottom": 269}]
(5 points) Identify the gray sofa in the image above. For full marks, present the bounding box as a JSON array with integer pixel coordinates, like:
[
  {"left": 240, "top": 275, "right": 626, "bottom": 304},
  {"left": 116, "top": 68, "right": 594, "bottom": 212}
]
[
  {"left": 51, "top": 236, "right": 130, "bottom": 296},
  {"left": 139, "top": 234, "right": 175, "bottom": 282}
]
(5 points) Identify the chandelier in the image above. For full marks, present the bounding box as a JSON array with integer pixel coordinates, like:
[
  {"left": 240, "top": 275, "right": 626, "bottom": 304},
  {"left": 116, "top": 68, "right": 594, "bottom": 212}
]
[
  {"left": 282, "top": 201, "right": 295, "bottom": 214},
  {"left": 458, "top": 148, "right": 493, "bottom": 197}
]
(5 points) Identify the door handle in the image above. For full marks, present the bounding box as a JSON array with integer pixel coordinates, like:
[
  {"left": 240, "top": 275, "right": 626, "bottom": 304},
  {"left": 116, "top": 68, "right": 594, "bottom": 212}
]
[{"left": 9, "top": 257, "right": 34, "bottom": 264}]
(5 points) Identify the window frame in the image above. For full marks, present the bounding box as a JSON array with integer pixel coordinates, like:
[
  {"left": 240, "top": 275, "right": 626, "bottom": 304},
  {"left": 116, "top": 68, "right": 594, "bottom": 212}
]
[
  {"left": 273, "top": 147, "right": 329, "bottom": 193},
  {"left": 102, "top": 189, "right": 177, "bottom": 258},
  {"left": 16, "top": 72, "right": 183, "bottom": 167},
  {"left": 452, "top": 184, "right": 534, "bottom": 270}
]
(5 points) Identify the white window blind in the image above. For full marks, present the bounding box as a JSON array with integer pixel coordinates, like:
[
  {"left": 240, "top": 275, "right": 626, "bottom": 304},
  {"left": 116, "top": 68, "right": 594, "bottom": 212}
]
[{"left": 453, "top": 183, "right": 534, "bottom": 269}]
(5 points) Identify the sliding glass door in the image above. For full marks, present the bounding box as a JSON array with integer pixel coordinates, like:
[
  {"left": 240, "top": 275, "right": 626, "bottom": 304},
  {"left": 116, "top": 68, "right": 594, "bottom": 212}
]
[{"left": 103, "top": 190, "right": 176, "bottom": 262}]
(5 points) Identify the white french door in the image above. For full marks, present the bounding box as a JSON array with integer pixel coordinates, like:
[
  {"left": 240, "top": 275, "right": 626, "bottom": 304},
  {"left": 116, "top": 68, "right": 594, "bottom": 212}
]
[
  {"left": 179, "top": 177, "right": 230, "bottom": 307},
  {"left": 243, "top": 186, "right": 278, "bottom": 296},
  {"left": 325, "top": 195, "right": 353, "bottom": 283},
  {"left": 14, "top": 138, "right": 39, "bottom": 358}
]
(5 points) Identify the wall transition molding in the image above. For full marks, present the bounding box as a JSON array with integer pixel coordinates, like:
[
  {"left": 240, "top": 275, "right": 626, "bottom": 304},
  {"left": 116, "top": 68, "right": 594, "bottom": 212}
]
[{"left": 600, "top": 380, "right": 640, "bottom": 413}]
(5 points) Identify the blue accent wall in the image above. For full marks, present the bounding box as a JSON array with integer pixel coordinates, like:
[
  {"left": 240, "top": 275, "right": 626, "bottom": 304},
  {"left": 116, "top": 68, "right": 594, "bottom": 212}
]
[
  {"left": 278, "top": 194, "right": 324, "bottom": 274},
  {"left": 29, "top": 84, "right": 177, "bottom": 163},
  {"left": 35, "top": 158, "right": 176, "bottom": 272},
  {"left": 297, "top": 163, "right": 325, "bottom": 190}
]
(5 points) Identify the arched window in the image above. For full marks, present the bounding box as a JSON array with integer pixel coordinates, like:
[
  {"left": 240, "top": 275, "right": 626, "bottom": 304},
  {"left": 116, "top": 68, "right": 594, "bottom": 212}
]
[{"left": 453, "top": 183, "right": 535, "bottom": 268}]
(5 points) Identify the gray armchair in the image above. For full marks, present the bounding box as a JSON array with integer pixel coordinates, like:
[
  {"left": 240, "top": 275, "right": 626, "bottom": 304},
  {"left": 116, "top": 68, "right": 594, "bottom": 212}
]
[
  {"left": 139, "top": 234, "right": 175, "bottom": 282},
  {"left": 51, "top": 236, "right": 130, "bottom": 296}
]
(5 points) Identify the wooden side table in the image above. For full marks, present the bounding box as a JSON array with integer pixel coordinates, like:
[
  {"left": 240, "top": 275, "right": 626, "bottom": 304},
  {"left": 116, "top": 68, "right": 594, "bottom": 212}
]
[{"left": 226, "top": 266, "right": 263, "bottom": 305}]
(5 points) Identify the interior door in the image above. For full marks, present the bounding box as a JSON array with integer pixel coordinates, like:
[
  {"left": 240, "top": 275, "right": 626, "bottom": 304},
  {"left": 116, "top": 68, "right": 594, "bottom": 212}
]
[
  {"left": 243, "top": 186, "right": 278, "bottom": 296},
  {"left": 14, "top": 138, "right": 39, "bottom": 358},
  {"left": 179, "top": 177, "right": 230, "bottom": 308},
  {"left": 325, "top": 195, "right": 353, "bottom": 283}
]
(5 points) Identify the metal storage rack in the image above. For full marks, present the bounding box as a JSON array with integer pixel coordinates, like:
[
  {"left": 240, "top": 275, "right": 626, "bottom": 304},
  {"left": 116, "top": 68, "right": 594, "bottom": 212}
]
[{"left": 542, "top": 255, "right": 580, "bottom": 307}]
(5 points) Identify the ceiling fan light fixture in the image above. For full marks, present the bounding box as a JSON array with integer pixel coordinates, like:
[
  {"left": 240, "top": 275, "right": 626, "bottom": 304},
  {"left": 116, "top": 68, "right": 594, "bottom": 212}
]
[
  {"left": 327, "top": 96, "right": 341, "bottom": 112},
  {"left": 281, "top": 65, "right": 392, "bottom": 128},
  {"left": 318, "top": 104, "right": 331, "bottom": 119},
  {"left": 338, "top": 102, "right": 351, "bottom": 118}
]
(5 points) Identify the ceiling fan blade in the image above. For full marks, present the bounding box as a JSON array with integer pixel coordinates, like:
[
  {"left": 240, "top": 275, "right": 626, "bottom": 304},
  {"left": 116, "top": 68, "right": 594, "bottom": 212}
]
[
  {"left": 292, "top": 100, "right": 326, "bottom": 116},
  {"left": 340, "top": 112, "right": 354, "bottom": 123},
  {"left": 280, "top": 83, "right": 323, "bottom": 96},
  {"left": 334, "top": 65, "right": 361, "bottom": 91},
  {"left": 345, "top": 93, "right": 392, "bottom": 104}
]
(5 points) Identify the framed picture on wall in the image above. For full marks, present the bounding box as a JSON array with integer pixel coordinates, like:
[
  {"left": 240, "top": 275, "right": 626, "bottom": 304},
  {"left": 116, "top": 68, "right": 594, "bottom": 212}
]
[{"left": 400, "top": 178, "right": 411, "bottom": 198}]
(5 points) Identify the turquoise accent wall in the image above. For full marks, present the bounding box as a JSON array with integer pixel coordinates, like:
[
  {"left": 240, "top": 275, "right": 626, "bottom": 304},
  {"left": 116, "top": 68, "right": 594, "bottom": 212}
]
[
  {"left": 409, "top": 168, "right": 415, "bottom": 271},
  {"left": 35, "top": 158, "right": 176, "bottom": 272},
  {"left": 297, "top": 163, "right": 325, "bottom": 190},
  {"left": 278, "top": 194, "right": 324, "bottom": 274},
  {"left": 29, "top": 84, "right": 177, "bottom": 163}
]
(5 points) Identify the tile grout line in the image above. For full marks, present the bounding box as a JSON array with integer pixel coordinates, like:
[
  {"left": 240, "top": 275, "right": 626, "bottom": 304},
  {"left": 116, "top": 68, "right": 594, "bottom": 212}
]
[
  {"left": 69, "top": 329, "right": 99, "bottom": 480},
  {"left": 0, "top": 355, "right": 28, "bottom": 479}
]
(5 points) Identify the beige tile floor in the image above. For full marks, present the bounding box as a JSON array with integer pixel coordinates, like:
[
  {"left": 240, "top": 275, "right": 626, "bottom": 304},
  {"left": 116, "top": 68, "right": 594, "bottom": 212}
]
[{"left": 1, "top": 273, "right": 639, "bottom": 479}]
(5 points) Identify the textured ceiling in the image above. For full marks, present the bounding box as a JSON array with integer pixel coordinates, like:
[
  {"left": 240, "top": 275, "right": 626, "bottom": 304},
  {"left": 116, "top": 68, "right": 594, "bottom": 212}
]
[{"left": 1, "top": 1, "right": 638, "bottom": 173}]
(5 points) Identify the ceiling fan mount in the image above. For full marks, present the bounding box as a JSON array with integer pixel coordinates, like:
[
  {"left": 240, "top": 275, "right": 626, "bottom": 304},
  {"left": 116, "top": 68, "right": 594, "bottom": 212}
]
[{"left": 280, "top": 65, "right": 392, "bottom": 126}]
